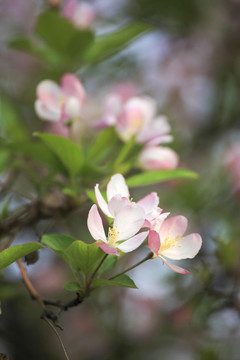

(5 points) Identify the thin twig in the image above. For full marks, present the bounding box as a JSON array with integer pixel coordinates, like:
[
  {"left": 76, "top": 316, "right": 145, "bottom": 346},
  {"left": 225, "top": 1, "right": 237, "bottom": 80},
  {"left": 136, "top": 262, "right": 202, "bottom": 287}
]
[
  {"left": 88, "top": 253, "right": 108, "bottom": 285},
  {"left": 43, "top": 316, "right": 71, "bottom": 360},
  {"left": 17, "top": 259, "right": 45, "bottom": 310},
  {"left": 109, "top": 252, "right": 153, "bottom": 280}
]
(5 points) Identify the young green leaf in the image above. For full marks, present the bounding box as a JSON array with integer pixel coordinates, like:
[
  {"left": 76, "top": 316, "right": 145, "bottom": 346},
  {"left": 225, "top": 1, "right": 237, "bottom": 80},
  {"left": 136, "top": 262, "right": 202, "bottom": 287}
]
[
  {"left": 97, "top": 255, "right": 117, "bottom": 275},
  {"left": 84, "top": 22, "right": 149, "bottom": 64},
  {"left": 91, "top": 274, "right": 137, "bottom": 289},
  {"left": 0, "top": 243, "right": 44, "bottom": 271},
  {"left": 42, "top": 234, "right": 76, "bottom": 255},
  {"left": 64, "top": 281, "right": 82, "bottom": 292},
  {"left": 126, "top": 169, "right": 199, "bottom": 187},
  {"left": 34, "top": 133, "right": 84, "bottom": 175},
  {"left": 35, "top": 11, "right": 94, "bottom": 63},
  {"left": 87, "top": 127, "right": 117, "bottom": 161},
  {"left": 65, "top": 240, "right": 104, "bottom": 277}
]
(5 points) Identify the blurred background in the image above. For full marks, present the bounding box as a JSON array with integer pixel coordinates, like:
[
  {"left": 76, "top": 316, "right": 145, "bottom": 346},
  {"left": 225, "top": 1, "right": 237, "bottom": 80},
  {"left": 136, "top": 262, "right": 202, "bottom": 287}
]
[{"left": 1, "top": 0, "right": 240, "bottom": 359}]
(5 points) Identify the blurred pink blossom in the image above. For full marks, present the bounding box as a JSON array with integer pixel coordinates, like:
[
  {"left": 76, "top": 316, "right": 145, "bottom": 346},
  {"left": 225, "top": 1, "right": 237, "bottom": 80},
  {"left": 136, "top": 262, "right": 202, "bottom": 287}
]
[
  {"left": 35, "top": 73, "right": 85, "bottom": 131},
  {"left": 148, "top": 216, "right": 202, "bottom": 274},
  {"left": 139, "top": 145, "right": 179, "bottom": 171},
  {"left": 62, "top": 0, "right": 96, "bottom": 28},
  {"left": 225, "top": 143, "right": 240, "bottom": 192}
]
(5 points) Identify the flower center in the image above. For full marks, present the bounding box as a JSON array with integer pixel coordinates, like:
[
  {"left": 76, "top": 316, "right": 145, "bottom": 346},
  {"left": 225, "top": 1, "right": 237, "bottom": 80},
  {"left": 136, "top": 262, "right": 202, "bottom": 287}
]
[
  {"left": 159, "top": 232, "right": 182, "bottom": 254},
  {"left": 107, "top": 226, "right": 120, "bottom": 247}
]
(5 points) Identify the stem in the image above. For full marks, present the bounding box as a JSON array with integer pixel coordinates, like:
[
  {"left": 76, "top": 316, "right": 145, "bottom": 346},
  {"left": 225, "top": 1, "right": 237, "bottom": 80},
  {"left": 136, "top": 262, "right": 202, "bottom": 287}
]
[
  {"left": 43, "top": 317, "right": 71, "bottom": 360},
  {"left": 87, "top": 254, "right": 108, "bottom": 287},
  {"left": 109, "top": 252, "right": 153, "bottom": 280},
  {"left": 17, "top": 259, "right": 45, "bottom": 310}
]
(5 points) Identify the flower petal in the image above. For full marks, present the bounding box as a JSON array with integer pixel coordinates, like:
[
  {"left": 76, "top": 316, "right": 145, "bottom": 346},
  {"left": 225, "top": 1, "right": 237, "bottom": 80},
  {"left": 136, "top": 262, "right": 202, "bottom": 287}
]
[
  {"left": 117, "top": 231, "right": 149, "bottom": 252},
  {"left": 160, "top": 215, "right": 188, "bottom": 241},
  {"left": 137, "top": 192, "right": 159, "bottom": 215},
  {"left": 161, "top": 257, "right": 190, "bottom": 274},
  {"left": 61, "top": 73, "right": 85, "bottom": 104},
  {"left": 34, "top": 100, "right": 61, "bottom": 122},
  {"left": 139, "top": 146, "right": 179, "bottom": 171},
  {"left": 148, "top": 230, "right": 161, "bottom": 255},
  {"left": 96, "top": 242, "right": 120, "bottom": 256},
  {"left": 87, "top": 205, "right": 106, "bottom": 242},
  {"left": 95, "top": 184, "right": 112, "bottom": 218},
  {"left": 37, "top": 80, "right": 62, "bottom": 105},
  {"left": 113, "top": 204, "right": 145, "bottom": 240},
  {"left": 108, "top": 195, "right": 131, "bottom": 217},
  {"left": 161, "top": 233, "right": 202, "bottom": 260},
  {"left": 107, "top": 174, "right": 129, "bottom": 201}
]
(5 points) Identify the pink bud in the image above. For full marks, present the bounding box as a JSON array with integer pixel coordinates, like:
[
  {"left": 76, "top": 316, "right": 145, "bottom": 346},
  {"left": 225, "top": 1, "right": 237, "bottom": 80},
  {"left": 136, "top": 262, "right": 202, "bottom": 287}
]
[
  {"left": 139, "top": 146, "right": 179, "bottom": 170},
  {"left": 62, "top": 0, "right": 96, "bottom": 29}
]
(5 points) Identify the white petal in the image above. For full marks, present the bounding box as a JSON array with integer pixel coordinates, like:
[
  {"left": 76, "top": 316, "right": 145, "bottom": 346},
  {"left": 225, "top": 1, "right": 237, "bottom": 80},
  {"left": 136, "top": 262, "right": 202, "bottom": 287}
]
[
  {"left": 113, "top": 204, "right": 145, "bottom": 240},
  {"left": 160, "top": 215, "right": 188, "bottom": 242},
  {"left": 108, "top": 195, "right": 131, "bottom": 217},
  {"left": 34, "top": 100, "right": 61, "bottom": 122},
  {"left": 117, "top": 231, "right": 149, "bottom": 252},
  {"left": 137, "top": 192, "right": 159, "bottom": 215},
  {"left": 94, "top": 184, "right": 112, "bottom": 218},
  {"left": 161, "top": 233, "right": 202, "bottom": 260},
  {"left": 87, "top": 205, "right": 106, "bottom": 242},
  {"left": 107, "top": 174, "right": 129, "bottom": 201}
]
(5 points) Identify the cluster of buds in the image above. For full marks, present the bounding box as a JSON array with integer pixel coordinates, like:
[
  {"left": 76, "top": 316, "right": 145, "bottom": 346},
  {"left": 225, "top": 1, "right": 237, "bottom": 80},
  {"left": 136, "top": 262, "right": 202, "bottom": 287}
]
[
  {"left": 87, "top": 174, "right": 202, "bottom": 274},
  {"left": 96, "top": 89, "right": 179, "bottom": 171}
]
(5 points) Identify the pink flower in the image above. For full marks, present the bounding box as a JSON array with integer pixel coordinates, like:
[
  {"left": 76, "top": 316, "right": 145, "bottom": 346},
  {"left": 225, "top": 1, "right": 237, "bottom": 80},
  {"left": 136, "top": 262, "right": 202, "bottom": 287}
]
[
  {"left": 62, "top": 0, "right": 96, "bottom": 29},
  {"left": 98, "top": 95, "right": 173, "bottom": 145},
  {"left": 95, "top": 174, "right": 163, "bottom": 229},
  {"left": 148, "top": 216, "right": 202, "bottom": 274},
  {"left": 35, "top": 73, "right": 85, "bottom": 123},
  {"left": 139, "top": 146, "right": 179, "bottom": 170},
  {"left": 87, "top": 204, "right": 148, "bottom": 256}
]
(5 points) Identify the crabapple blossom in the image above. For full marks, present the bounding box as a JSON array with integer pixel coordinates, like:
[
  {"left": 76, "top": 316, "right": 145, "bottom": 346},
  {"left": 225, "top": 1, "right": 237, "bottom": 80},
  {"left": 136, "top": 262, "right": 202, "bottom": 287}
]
[
  {"left": 148, "top": 215, "right": 202, "bottom": 274},
  {"left": 62, "top": 0, "right": 96, "bottom": 29},
  {"left": 139, "top": 146, "right": 179, "bottom": 170},
  {"left": 95, "top": 173, "right": 167, "bottom": 230},
  {"left": 87, "top": 204, "right": 148, "bottom": 255},
  {"left": 35, "top": 73, "right": 85, "bottom": 124},
  {"left": 98, "top": 95, "right": 173, "bottom": 145}
]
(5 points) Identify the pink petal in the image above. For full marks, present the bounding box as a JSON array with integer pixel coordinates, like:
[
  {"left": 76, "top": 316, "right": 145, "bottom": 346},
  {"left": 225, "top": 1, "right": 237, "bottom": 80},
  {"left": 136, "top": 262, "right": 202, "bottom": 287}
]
[
  {"left": 95, "top": 184, "right": 112, "bottom": 218},
  {"left": 108, "top": 195, "right": 131, "bottom": 217},
  {"left": 137, "top": 115, "right": 171, "bottom": 144},
  {"left": 151, "top": 211, "right": 170, "bottom": 232},
  {"left": 148, "top": 230, "right": 161, "bottom": 255},
  {"left": 63, "top": 97, "right": 82, "bottom": 119},
  {"left": 161, "top": 257, "right": 190, "bottom": 274},
  {"left": 160, "top": 215, "right": 188, "bottom": 241},
  {"left": 137, "top": 192, "right": 159, "bottom": 215},
  {"left": 61, "top": 73, "right": 85, "bottom": 104},
  {"left": 87, "top": 205, "right": 106, "bottom": 242},
  {"left": 62, "top": 0, "right": 76, "bottom": 18},
  {"left": 161, "top": 233, "right": 202, "bottom": 260},
  {"left": 96, "top": 242, "right": 120, "bottom": 256},
  {"left": 113, "top": 204, "right": 145, "bottom": 240},
  {"left": 117, "top": 231, "right": 149, "bottom": 253},
  {"left": 106, "top": 174, "right": 129, "bottom": 201},
  {"left": 139, "top": 146, "right": 179, "bottom": 171}
]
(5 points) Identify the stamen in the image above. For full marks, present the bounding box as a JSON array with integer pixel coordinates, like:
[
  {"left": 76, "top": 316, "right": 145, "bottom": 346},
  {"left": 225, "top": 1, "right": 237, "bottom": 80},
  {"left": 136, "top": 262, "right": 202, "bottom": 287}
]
[
  {"left": 159, "top": 232, "right": 182, "bottom": 254},
  {"left": 107, "top": 226, "right": 120, "bottom": 247}
]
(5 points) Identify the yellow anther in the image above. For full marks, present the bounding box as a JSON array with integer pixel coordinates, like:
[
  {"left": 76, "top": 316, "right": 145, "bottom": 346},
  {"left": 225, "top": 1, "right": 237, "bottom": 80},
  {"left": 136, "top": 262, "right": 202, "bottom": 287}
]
[
  {"left": 107, "top": 227, "right": 120, "bottom": 247},
  {"left": 159, "top": 232, "right": 182, "bottom": 254},
  {"left": 130, "top": 197, "right": 135, "bottom": 204}
]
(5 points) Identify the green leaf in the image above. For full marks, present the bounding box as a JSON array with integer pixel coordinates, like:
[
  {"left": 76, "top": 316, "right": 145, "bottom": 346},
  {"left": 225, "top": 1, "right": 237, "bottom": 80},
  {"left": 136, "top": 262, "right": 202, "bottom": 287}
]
[
  {"left": 85, "top": 189, "right": 96, "bottom": 204},
  {"left": 64, "top": 281, "right": 81, "bottom": 292},
  {"left": 0, "top": 243, "right": 44, "bottom": 271},
  {"left": 126, "top": 169, "right": 199, "bottom": 187},
  {"left": 0, "top": 150, "right": 9, "bottom": 173},
  {"left": 65, "top": 240, "right": 103, "bottom": 277},
  {"left": 42, "top": 234, "right": 76, "bottom": 256},
  {"left": 87, "top": 127, "right": 117, "bottom": 160},
  {"left": 84, "top": 22, "right": 149, "bottom": 64},
  {"left": 0, "top": 99, "right": 27, "bottom": 141},
  {"left": 9, "top": 37, "right": 61, "bottom": 66},
  {"left": 11, "top": 141, "right": 65, "bottom": 173},
  {"left": 34, "top": 133, "right": 84, "bottom": 175},
  {"left": 35, "top": 11, "right": 94, "bottom": 63},
  {"left": 92, "top": 274, "right": 137, "bottom": 289},
  {"left": 98, "top": 255, "right": 117, "bottom": 275}
]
